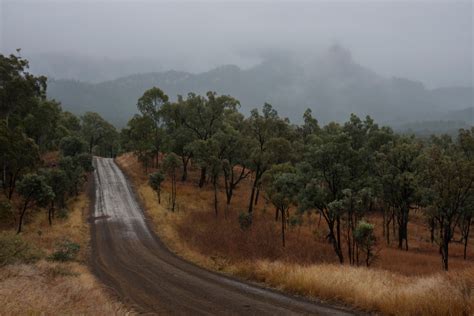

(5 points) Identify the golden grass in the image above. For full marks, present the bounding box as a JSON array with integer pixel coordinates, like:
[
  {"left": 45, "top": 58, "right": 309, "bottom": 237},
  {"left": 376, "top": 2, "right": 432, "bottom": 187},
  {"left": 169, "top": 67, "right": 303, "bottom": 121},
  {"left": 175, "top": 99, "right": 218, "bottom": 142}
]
[
  {"left": 0, "top": 261, "right": 130, "bottom": 315},
  {"left": 232, "top": 261, "right": 474, "bottom": 316},
  {"left": 0, "top": 192, "right": 133, "bottom": 315},
  {"left": 21, "top": 194, "right": 90, "bottom": 261},
  {"left": 117, "top": 153, "right": 474, "bottom": 315}
]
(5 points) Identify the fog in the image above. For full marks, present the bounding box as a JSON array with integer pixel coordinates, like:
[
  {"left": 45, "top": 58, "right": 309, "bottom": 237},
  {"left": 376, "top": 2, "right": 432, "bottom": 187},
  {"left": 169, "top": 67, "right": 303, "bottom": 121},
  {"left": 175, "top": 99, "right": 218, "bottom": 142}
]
[{"left": 1, "top": 0, "right": 472, "bottom": 88}]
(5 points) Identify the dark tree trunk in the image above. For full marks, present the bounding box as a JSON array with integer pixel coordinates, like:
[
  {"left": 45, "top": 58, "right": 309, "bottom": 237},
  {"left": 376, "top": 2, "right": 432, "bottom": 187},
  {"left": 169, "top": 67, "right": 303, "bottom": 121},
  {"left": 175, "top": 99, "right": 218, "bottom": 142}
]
[
  {"left": 254, "top": 187, "right": 260, "bottom": 205},
  {"left": 48, "top": 201, "right": 54, "bottom": 226},
  {"left": 463, "top": 218, "right": 470, "bottom": 260},
  {"left": 198, "top": 167, "right": 206, "bottom": 188},
  {"left": 430, "top": 217, "right": 436, "bottom": 244},
  {"left": 441, "top": 223, "right": 451, "bottom": 271},
  {"left": 17, "top": 200, "right": 29, "bottom": 234},
  {"left": 281, "top": 208, "right": 286, "bottom": 247},
  {"left": 213, "top": 176, "right": 218, "bottom": 217},
  {"left": 398, "top": 206, "right": 409, "bottom": 251},
  {"left": 181, "top": 156, "right": 189, "bottom": 181}
]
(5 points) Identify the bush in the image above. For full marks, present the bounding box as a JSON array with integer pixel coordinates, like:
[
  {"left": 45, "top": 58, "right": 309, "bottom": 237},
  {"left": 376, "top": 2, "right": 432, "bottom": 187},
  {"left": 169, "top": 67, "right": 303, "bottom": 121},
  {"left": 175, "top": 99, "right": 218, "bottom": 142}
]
[
  {"left": 0, "top": 199, "right": 13, "bottom": 224},
  {"left": 289, "top": 215, "right": 303, "bottom": 227},
  {"left": 49, "top": 239, "right": 80, "bottom": 262},
  {"left": 238, "top": 212, "right": 253, "bottom": 230},
  {"left": 56, "top": 208, "right": 69, "bottom": 219},
  {"left": 354, "top": 220, "right": 376, "bottom": 266},
  {"left": 0, "top": 232, "right": 43, "bottom": 266}
]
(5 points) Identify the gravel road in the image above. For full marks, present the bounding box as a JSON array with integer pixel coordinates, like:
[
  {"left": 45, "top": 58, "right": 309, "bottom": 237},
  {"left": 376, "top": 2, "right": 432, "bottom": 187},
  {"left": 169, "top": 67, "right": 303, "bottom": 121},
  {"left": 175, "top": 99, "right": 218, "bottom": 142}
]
[{"left": 90, "top": 157, "right": 356, "bottom": 315}]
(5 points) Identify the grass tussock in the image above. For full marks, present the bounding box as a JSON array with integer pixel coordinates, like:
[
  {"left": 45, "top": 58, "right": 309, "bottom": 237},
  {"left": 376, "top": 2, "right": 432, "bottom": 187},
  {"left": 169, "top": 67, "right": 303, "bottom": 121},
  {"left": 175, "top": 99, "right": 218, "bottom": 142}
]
[
  {"left": 117, "top": 153, "right": 474, "bottom": 315},
  {"left": 0, "top": 261, "right": 131, "bottom": 315},
  {"left": 0, "top": 191, "right": 133, "bottom": 315}
]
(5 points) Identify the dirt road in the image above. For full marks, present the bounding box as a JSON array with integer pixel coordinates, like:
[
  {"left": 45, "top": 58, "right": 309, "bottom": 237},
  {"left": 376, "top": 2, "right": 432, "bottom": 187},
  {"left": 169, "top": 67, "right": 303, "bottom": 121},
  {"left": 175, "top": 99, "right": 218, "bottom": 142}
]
[{"left": 90, "top": 157, "right": 355, "bottom": 315}]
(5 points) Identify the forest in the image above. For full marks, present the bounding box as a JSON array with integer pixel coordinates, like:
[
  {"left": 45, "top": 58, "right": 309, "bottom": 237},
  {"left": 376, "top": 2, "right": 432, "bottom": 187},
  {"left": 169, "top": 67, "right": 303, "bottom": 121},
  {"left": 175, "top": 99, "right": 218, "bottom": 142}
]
[{"left": 0, "top": 53, "right": 120, "bottom": 232}]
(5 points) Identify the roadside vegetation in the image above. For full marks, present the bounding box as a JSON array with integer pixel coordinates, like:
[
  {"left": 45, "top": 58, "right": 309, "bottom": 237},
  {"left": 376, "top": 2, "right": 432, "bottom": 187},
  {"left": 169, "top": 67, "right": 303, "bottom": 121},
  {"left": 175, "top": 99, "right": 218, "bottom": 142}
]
[
  {"left": 0, "top": 53, "right": 129, "bottom": 314},
  {"left": 117, "top": 84, "right": 474, "bottom": 315}
]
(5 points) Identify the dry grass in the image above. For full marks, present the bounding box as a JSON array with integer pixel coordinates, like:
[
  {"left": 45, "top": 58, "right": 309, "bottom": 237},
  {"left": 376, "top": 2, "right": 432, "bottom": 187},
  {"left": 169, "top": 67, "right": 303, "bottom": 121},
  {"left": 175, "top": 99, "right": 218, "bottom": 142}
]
[
  {"left": 117, "top": 153, "right": 474, "bottom": 315},
  {"left": 21, "top": 194, "right": 90, "bottom": 261},
  {"left": 0, "top": 261, "right": 130, "bottom": 315},
  {"left": 233, "top": 261, "right": 474, "bottom": 316},
  {"left": 0, "top": 191, "right": 133, "bottom": 315}
]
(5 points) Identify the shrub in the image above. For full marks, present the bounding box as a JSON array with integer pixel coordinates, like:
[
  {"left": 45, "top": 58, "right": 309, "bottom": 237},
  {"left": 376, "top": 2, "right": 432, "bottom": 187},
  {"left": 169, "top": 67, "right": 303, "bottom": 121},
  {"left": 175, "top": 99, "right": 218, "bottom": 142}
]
[
  {"left": 49, "top": 239, "right": 80, "bottom": 262},
  {"left": 0, "top": 232, "right": 43, "bottom": 266},
  {"left": 238, "top": 212, "right": 253, "bottom": 230},
  {"left": 0, "top": 199, "right": 13, "bottom": 224},
  {"left": 56, "top": 208, "right": 69, "bottom": 219},
  {"left": 289, "top": 215, "right": 303, "bottom": 227},
  {"left": 354, "top": 220, "right": 376, "bottom": 266}
]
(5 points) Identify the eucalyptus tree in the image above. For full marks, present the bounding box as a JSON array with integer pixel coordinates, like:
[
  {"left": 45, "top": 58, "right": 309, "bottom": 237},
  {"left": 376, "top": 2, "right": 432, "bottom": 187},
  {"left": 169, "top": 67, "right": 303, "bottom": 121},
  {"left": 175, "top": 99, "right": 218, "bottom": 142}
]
[
  {"left": 122, "top": 114, "right": 155, "bottom": 171},
  {"left": 245, "top": 103, "right": 292, "bottom": 213},
  {"left": 160, "top": 100, "right": 196, "bottom": 181},
  {"left": 137, "top": 87, "right": 169, "bottom": 167},
  {"left": 174, "top": 92, "right": 240, "bottom": 187},
  {"left": 149, "top": 171, "right": 165, "bottom": 204},
  {"left": 353, "top": 220, "right": 376, "bottom": 267},
  {"left": 40, "top": 168, "right": 69, "bottom": 225},
  {"left": 58, "top": 157, "right": 86, "bottom": 197},
  {"left": 0, "top": 123, "right": 40, "bottom": 199},
  {"left": 376, "top": 136, "right": 424, "bottom": 251},
  {"left": 422, "top": 141, "right": 474, "bottom": 270},
  {"left": 163, "top": 153, "right": 180, "bottom": 212},
  {"left": 213, "top": 113, "right": 251, "bottom": 205},
  {"left": 262, "top": 163, "right": 299, "bottom": 247},
  {"left": 81, "top": 112, "right": 116, "bottom": 154},
  {"left": 59, "top": 135, "right": 87, "bottom": 157},
  {"left": 16, "top": 173, "right": 54, "bottom": 233},
  {"left": 0, "top": 52, "right": 47, "bottom": 128},
  {"left": 298, "top": 123, "right": 353, "bottom": 263},
  {"left": 23, "top": 99, "right": 62, "bottom": 151}
]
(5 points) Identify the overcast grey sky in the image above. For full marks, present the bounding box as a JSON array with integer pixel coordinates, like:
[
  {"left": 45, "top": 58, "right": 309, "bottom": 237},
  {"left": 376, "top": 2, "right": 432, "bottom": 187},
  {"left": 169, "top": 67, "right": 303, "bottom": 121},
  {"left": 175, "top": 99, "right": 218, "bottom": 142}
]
[{"left": 1, "top": 0, "right": 472, "bottom": 88}]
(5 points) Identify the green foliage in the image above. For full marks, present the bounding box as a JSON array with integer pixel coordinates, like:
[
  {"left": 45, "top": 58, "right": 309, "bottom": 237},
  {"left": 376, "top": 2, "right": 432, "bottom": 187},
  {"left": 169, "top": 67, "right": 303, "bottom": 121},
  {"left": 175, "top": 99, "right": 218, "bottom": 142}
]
[
  {"left": 162, "top": 153, "right": 181, "bottom": 174},
  {"left": 149, "top": 171, "right": 165, "bottom": 191},
  {"left": 0, "top": 232, "right": 43, "bottom": 266},
  {"left": 59, "top": 135, "right": 86, "bottom": 157},
  {"left": 0, "top": 198, "right": 13, "bottom": 224},
  {"left": 289, "top": 215, "right": 303, "bottom": 227},
  {"left": 17, "top": 174, "right": 55, "bottom": 208},
  {"left": 75, "top": 153, "right": 94, "bottom": 172},
  {"left": 81, "top": 112, "right": 119, "bottom": 156},
  {"left": 238, "top": 212, "right": 253, "bottom": 230},
  {"left": 353, "top": 220, "right": 376, "bottom": 266},
  {"left": 48, "top": 239, "right": 80, "bottom": 262},
  {"left": 56, "top": 208, "right": 69, "bottom": 219}
]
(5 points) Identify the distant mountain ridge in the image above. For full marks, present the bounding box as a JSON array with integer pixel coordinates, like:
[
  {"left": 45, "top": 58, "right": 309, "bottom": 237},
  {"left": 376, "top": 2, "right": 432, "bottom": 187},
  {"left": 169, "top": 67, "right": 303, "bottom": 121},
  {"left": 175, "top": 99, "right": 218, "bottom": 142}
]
[{"left": 46, "top": 46, "right": 473, "bottom": 128}]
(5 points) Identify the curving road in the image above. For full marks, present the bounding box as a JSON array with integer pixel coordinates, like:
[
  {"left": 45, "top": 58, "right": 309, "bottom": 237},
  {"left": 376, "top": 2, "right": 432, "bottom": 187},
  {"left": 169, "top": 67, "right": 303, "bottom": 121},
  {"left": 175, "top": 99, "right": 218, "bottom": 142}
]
[{"left": 90, "top": 157, "right": 355, "bottom": 315}]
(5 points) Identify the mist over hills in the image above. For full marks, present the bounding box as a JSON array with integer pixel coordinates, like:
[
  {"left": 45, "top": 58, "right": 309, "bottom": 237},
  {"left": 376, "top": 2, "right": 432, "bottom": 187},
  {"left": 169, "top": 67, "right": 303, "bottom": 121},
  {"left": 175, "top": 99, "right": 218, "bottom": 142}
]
[
  {"left": 27, "top": 53, "right": 164, "bottom": 83},
  {"left": 45, "top": 46, "right": 473, "bottom": 129}
]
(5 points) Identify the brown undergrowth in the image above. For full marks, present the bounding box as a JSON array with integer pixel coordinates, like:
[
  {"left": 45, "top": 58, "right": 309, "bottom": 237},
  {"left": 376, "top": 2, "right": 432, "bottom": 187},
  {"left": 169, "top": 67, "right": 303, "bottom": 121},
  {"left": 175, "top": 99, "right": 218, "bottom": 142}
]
[
  {"left": 0, "top": 191, "right": 132, "bottom": 315},
  {"left": 117, "top": 152, "right": 474, "bottom": 315}
]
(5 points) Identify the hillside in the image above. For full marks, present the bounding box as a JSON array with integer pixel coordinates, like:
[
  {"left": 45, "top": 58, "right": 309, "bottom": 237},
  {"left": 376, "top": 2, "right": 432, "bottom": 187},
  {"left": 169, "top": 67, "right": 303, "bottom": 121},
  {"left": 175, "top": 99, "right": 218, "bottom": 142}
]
[{"left": 46, "top": 46, "right": 473, "bottom": 127}]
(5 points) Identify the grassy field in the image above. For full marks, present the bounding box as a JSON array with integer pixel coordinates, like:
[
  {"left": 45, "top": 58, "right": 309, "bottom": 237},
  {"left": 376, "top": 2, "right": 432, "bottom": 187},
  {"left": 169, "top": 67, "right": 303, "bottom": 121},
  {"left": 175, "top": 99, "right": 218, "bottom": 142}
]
[
  {"left": 0, "top": 191, "right": 132, "bottom": 315},
  {"left": 117, "top": 152, "right": 474, "bottom": 315}
]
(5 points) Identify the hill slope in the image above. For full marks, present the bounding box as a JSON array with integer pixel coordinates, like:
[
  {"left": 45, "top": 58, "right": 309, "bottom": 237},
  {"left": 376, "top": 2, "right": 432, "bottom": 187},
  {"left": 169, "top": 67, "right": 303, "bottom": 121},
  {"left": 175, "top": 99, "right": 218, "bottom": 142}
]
[{"left": 47, "top": 46, "right": 473, "bottom": 127}]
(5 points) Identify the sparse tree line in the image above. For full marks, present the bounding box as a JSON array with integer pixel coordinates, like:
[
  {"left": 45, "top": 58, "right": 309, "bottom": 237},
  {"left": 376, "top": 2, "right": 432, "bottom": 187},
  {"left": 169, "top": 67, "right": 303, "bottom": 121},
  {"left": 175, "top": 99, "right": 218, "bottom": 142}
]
[
  {"left": 1, "top": 53, "right": 119, "bottom": 233},
  {"left": 123, "top": 86, "right": 474, "bottom": 270}
]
